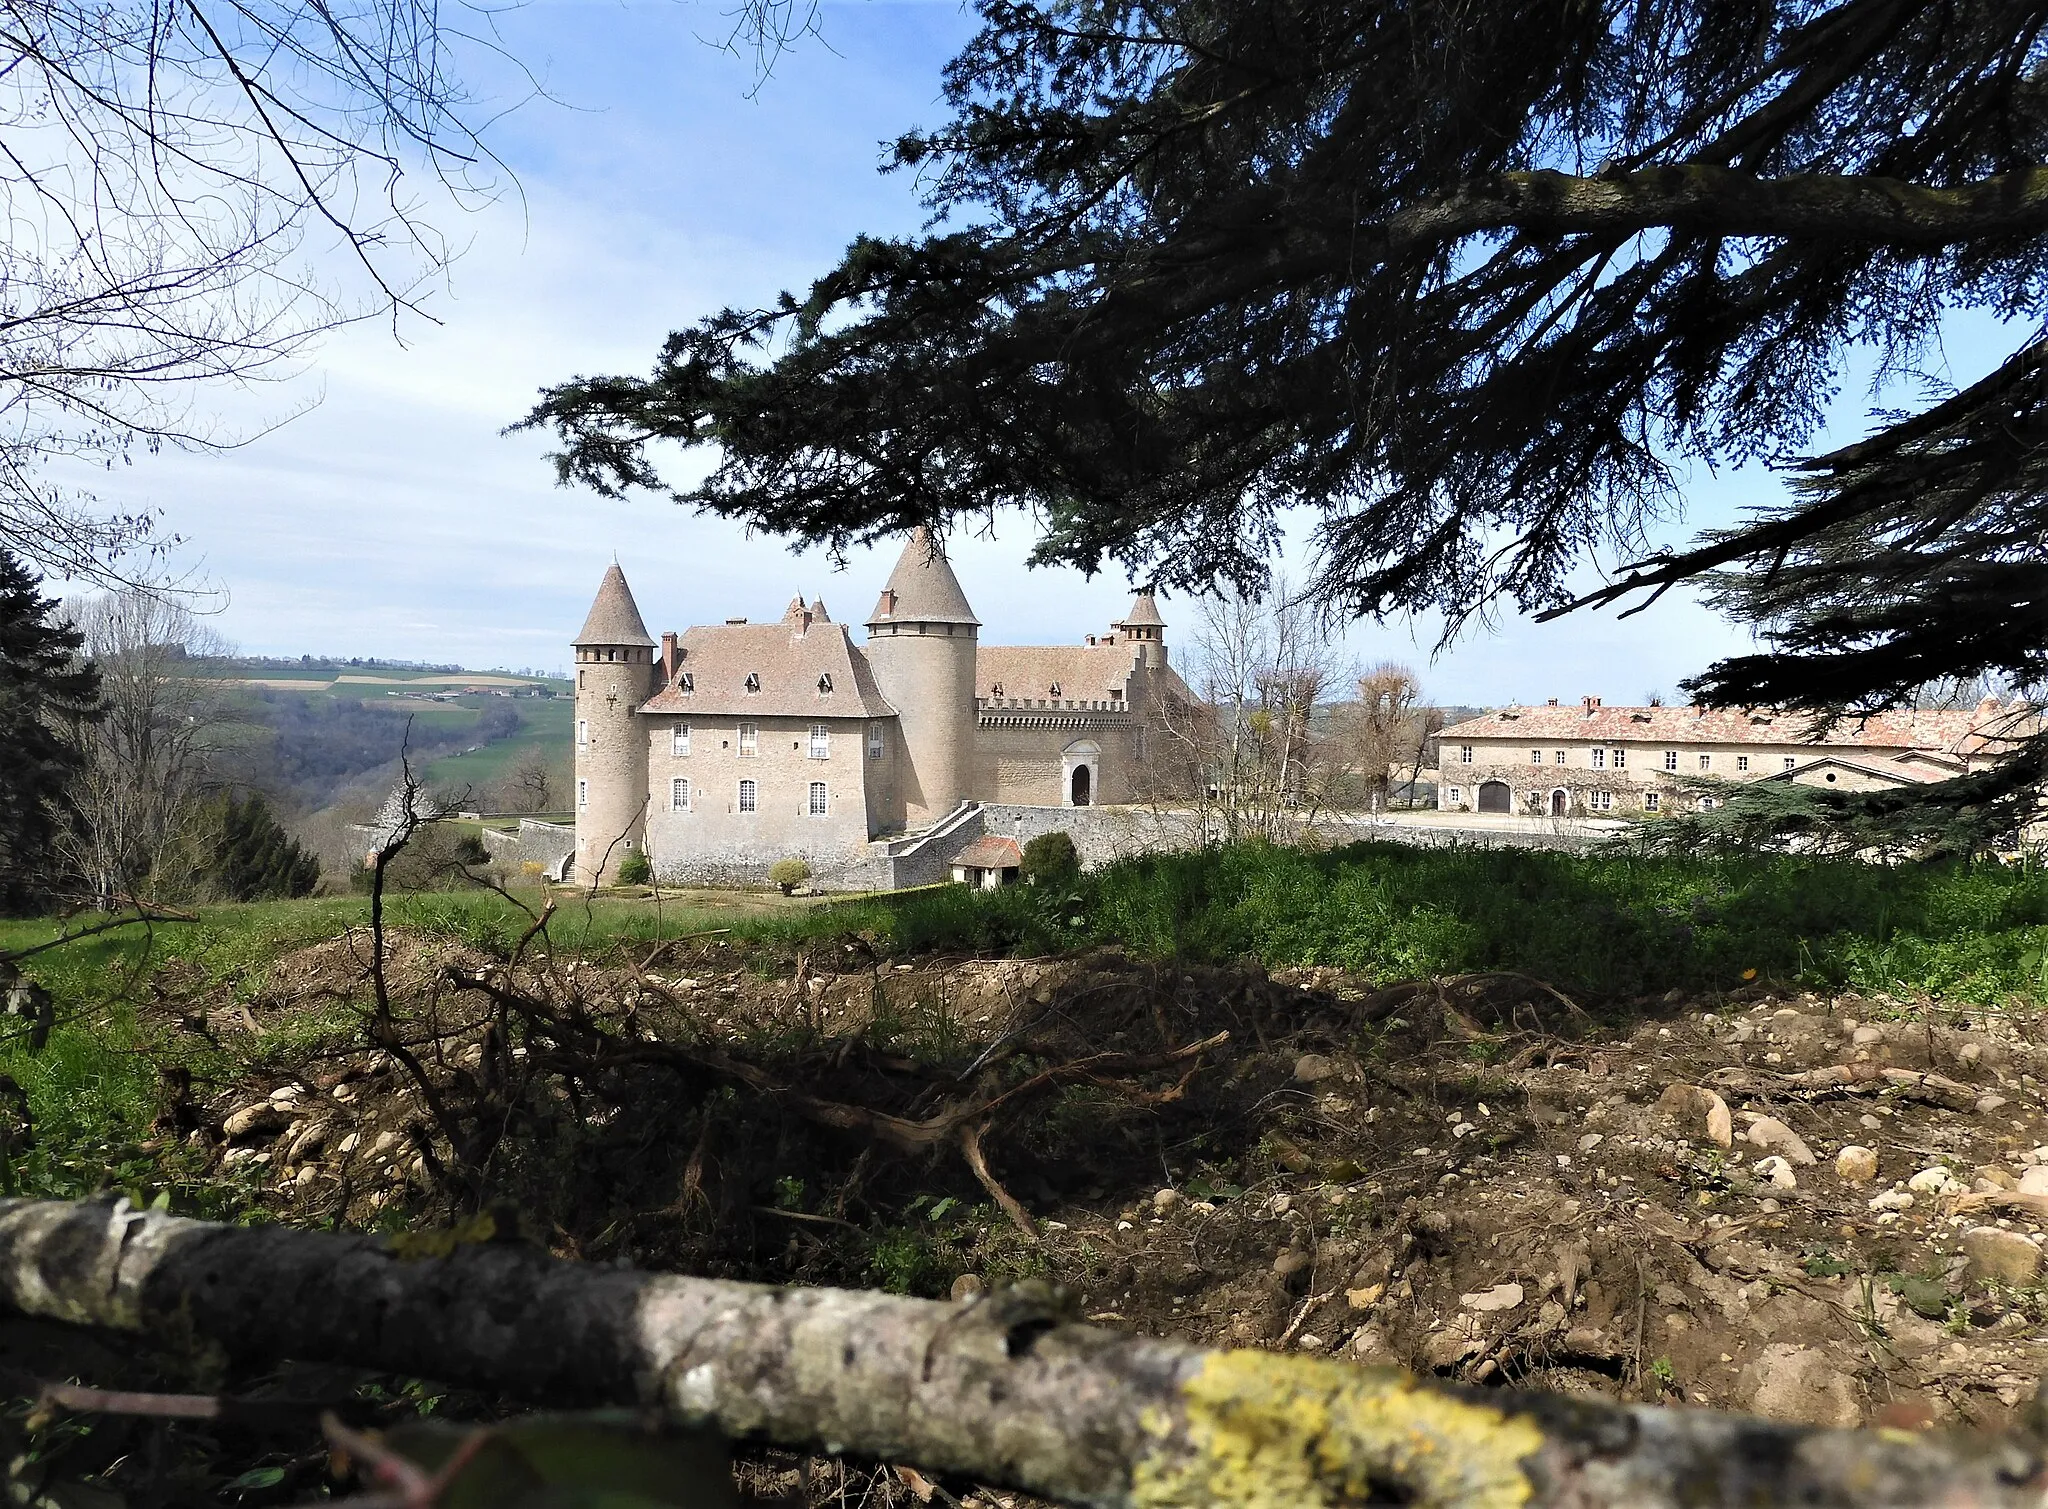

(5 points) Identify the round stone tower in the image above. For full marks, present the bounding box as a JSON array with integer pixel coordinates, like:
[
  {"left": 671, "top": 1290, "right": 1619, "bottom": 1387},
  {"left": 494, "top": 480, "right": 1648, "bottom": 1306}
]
[
  {"left": 864, "top": 528, "right": 980, "bottom": 828},
  {"left": 572, "top": 563, "right": 656, "bottom": 883}
]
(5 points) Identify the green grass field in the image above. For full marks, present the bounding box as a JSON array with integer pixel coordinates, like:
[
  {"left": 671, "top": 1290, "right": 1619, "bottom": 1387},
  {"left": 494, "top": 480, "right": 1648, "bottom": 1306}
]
[{"left": 423, "top": 698, "right": 572, "bottom": 793}]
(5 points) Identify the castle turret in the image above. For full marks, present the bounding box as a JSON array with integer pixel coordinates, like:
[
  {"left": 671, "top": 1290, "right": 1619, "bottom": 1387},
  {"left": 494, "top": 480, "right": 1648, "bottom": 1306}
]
[
  {"left": 572, "top": 564, "right": 656, "bottom": 883},
  {"left": 864, "top": 529, "right": 979, "bottom": 827},
  {"left": 1113, "top": 591, "right": 1167, "bottom": 670}
]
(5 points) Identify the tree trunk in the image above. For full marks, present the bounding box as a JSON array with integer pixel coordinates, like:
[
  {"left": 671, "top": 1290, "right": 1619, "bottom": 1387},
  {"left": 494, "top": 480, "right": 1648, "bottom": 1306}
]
[{"left": 0, "top": 1196, "right": 2038, "bottom": 1508}]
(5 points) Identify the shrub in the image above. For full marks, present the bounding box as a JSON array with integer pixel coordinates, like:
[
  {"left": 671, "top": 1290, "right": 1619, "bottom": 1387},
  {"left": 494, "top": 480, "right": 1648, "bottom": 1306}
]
[
  {"left": 769, "top": 857, "right": 812, "bottom": 893},
  {"left": 1020, "top": 831, "right": 1081, "bottom": 887},
  {"left": 209, "top": 794, "right": 321, "bottom": 901},
  {"left": 616, "top": 850, "right": 652, "bottom": 885}
]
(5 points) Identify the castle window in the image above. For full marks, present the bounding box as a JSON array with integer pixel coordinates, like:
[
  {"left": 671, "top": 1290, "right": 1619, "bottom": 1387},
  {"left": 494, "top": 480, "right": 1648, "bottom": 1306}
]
[
  {"left": 817, "top": 673, "right": 833, "bottom": 695},
  {"left": 1736, "top": 755, "right": 1750, "bottom": 772},
  {"left": 867, "top": 725, "right": 884, "bottom": 760},
  {"left": 1697, "top": 795, "right": 1718, "bottom": 811},
  {"left": 577, "top": 779, "right": 588, "bottom": 810},
  {"left": 1664, "top": 750, "right": 1679, "bottom": 770},
  {"left": 1591, "top": 748, "right": 1605, "bottom": 769},
  {"left": 738, "top": 779, "right": 757, "bottom": 813},
  {"left": 1613, "top": 748, "right": 1626, "bottom": 768},
  {"left": 809, "top": 781, "right": 827, "bottom": 817},
  {"left": 672, "top": 723, "right": 690, "bottom": 757},
  {"left": 1590, "top": 790, "right": 1613, "bottom": 811},
  {"left": 1446, "top": 787, "right": 1461, "bottom": 804},
  {"left": 809, "top": 725, "right": 829, "bottom": 760},
  {"left": 1554, "top": 749, "right": 1566, "bottom": 764},
  {"left": 1643, "top": 791, "right": 1660, "bottom": 811},
  {"left": 1698, "top": 753, "right": 1712, "bottom": 771},
  {"left": 576, "top": 719, "right": 588, "bottom": 748},
  {"left": 671, "top": 777, "right": 690, "bottom": 811},
  {"left": 738, "top": 722, "right": 757, "bottom": 757},
  {"left": 744, "top": 673, "right": 761, "bottom": 693},
  {"left": 1784, "top": 756, "right": 1797, "bottom": 771},
  {"left": 1530, "top": 749, "right": 1541, "bottom": 764},
  {"left": 679, "top": 673, "right": 694, "bottom": 694},
  {"left": 1458, "top": 745, "right": 1472, "bottom": 763}
]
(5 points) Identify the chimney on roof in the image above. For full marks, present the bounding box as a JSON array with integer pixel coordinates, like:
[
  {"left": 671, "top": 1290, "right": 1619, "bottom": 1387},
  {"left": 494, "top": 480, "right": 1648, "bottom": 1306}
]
[
  {"left": 1582, "top": 695, "right": 1601, "bottom": 715},
  {"left": 660, "top": 632, "right": 679, "bottom": 684},
  {"left": 1546, "top": 698, "right": 1558, "bottom": 706}
]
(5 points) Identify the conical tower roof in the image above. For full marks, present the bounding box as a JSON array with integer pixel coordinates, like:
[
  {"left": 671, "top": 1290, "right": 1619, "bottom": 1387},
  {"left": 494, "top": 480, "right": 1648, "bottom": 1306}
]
[
  {"left": 574, "top": 563, "right": 656, "bottom": 647},
  {"left": 1115, "top": 590, "right": 1166, "bottom": 629},
  {"left": 866, "top": 527, "right": 979, "bottom": 627}
]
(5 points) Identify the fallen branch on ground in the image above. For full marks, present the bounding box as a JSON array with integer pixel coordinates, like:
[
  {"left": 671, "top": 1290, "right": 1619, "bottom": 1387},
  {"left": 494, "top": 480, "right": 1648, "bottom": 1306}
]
[
  {"left": 1709, "top": 1063, "right": 1983, "bottom": 1112},
  {"left": 0, "top": 1196, "right": 2039, "bottom": 1507}
]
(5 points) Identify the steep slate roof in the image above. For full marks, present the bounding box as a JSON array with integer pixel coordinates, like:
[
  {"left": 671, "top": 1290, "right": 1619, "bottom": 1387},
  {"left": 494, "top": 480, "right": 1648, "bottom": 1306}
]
[
  {"left": 977, "top": 642, "right": 1143, "bottom": 703},
  {"left": 1439, "top": 702, "right": 2032, "bottom": 757},
  {"left": 1114, "top": 592, "right": 1166, "bottom": 628},
  {"left": 953, "top": 835, "right": 1023, "bottom": 870},
  {"left": 575, "top": 564, "right": 656, "bottom": 647},
  {"left": 867, "top": 528, "right": 980, "bottom": 627},
  {"left": 642, "top": 618, "right": 896, "bottom": 719}
]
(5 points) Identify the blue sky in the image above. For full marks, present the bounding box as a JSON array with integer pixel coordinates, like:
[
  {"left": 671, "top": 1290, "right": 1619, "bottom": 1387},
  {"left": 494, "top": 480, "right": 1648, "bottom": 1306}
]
[{"left": 52, "top": 2, "right": 2015, "bottom": 704}]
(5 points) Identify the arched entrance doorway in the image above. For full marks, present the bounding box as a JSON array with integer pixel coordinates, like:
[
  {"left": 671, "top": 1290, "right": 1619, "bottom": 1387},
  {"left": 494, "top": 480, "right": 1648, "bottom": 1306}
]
[
  {"left": 1062, "top": 739, "right": 1100, "bottom": 808},
  {"left": 1476, "top": 781, "right": 1511, "bottom": 814},
  {"left": 1550, "top": 788, "right": 1569, "bottom": 817}
]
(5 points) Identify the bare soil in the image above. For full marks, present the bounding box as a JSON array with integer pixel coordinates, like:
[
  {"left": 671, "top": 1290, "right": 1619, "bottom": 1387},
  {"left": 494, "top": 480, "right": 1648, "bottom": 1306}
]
[{"left": 153, "top": 930, "right": 2048, "bottom": 1493}]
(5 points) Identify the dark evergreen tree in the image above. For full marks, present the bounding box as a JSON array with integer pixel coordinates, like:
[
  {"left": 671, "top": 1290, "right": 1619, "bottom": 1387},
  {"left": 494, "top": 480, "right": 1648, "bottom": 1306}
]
[
  {"left": 0, "top": 550, "right": 99, "bottom": 913},
  {"left": 209, "top": 794, "right": 321, "bottom": 902},
  {"left": 525, "top": 0, "right": 2048, "bottom": 848}
]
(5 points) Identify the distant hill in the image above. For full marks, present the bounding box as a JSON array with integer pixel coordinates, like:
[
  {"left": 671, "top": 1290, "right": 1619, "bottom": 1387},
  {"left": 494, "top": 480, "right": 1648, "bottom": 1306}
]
[{"left": 203, "top": 657, "right": 571, "bottom": 814}]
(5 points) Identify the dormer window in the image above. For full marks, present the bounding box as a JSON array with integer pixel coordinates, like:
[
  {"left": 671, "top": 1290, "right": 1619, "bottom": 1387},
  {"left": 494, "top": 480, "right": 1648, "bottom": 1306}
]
[
  {"left": 679, "top": 673, "right": 694, "bottom": 693},
  {"left": 744, "top": 673, "right": 761, "bottom": 693},
  {"left": 990, "top": 682, "right": 1003, "bottom": 698},
  {"left": 817, "top": 673, "right": 833, "bottom": 694},
  {"left": 1048, "top": 682, "right": 1062, "bottom": 697}
]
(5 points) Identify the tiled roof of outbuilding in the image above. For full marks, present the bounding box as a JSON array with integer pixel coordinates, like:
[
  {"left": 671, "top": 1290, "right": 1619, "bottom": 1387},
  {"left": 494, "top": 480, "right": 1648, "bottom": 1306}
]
[
  {"left": 641, "top": 619, "right": 896, "bottom": 719},
  {"left": 1439, "top": 702, "right": 2035, "bottom": 756},
  {"left": 953, "top": 835, "right": 1023, "bottom": 870},
  {"left": 867, "top": 528, "right": 980, "bottom": 627},
  {"left": 574, "top": 564, "right": 656, "bottom": 647}
]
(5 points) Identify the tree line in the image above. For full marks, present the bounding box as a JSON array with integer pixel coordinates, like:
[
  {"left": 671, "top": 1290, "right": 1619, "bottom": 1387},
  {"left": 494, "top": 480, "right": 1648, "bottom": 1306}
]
[{"left": 0, "top": 551, "right": 321, "bottom": 913}]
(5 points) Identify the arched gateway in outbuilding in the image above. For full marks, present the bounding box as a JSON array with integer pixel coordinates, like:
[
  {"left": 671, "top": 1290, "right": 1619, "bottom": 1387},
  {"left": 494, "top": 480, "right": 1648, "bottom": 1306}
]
[{"left": 1476, "top": 780, "right": 1511, "bottom": 814}]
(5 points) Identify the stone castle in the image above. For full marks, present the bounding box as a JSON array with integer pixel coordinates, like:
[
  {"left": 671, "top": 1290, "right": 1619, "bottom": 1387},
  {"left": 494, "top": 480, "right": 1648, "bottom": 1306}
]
[{"left": 570, "top": 531, "right": 1193, "bottom": 888}]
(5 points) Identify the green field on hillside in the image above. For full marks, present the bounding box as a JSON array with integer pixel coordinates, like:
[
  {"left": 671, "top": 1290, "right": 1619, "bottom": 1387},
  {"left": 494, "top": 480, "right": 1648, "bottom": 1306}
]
[{"left": 423, "top": 698, "right": 572, "bottom": 794}]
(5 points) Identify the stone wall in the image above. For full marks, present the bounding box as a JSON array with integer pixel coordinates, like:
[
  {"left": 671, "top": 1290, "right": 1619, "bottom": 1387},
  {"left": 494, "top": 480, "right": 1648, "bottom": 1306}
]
[
  {"left": 976, "top": 804, "right": 1204, "bottom": 869},
  {"left": 481, "top": 819, "right": 577, "bottom": 877},
  {"left": 642, "top": 712, "right": 875, "bottom": 887}
]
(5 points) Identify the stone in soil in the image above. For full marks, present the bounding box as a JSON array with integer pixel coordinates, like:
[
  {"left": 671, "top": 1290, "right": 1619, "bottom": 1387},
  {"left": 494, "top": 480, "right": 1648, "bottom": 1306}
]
[{"left": 1962, "top": 1227, "right": 2043, "bottom": 1286}]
